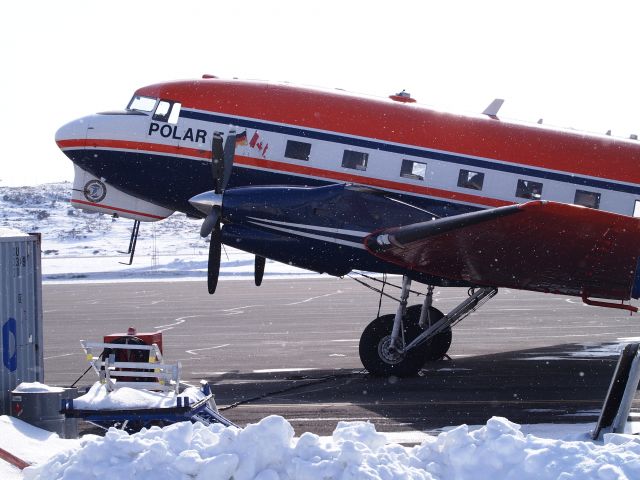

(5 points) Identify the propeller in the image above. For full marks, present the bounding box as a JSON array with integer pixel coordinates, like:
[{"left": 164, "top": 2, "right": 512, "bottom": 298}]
[
  {"left": 189, "top": 130, "right": 236, "bottom": 294},
  {"left": 208, "top": 220, "right": 222, "bottom": 294},
  {"left": 255, "top": 255, "right": 266, "bottom": 286}
]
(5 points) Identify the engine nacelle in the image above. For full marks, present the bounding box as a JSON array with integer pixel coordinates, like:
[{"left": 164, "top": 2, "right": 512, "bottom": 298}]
[{"left": 71, "top": 165, "right": 174, "bottom": 222}]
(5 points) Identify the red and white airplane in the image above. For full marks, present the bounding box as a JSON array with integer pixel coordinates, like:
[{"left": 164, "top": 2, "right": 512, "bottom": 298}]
[{"left": 55, "top": 75, "right": 640, "bottom": 376}]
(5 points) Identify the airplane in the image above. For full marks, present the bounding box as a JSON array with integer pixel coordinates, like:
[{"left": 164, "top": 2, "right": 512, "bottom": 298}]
[{"left": 55, "top": 75, "right": 640, "bottom": 377}]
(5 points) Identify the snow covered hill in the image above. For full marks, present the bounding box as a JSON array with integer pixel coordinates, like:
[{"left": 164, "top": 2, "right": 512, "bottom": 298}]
[
  {"left": 0, "top": 182, "right": 204, "bottom": 256},
  {"left": 0, "top": 183, "right": 309, "bottom": 282}
]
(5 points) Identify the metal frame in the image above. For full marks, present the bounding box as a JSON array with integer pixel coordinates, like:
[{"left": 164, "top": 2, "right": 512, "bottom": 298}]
[
  {"left": 80, "top": 341, "right": 180, "bottom": 393},
  {"left": 118, "top": 220, "right": 140, "bottom": 265},
  {"left": 592, "top": 342, "right": 640, "bottom": 439},
  {"left": 388, "top": 276, "right": 498, "bottom": 355},
  {"left": 405, "top": 286, "right": 497, "bottom": 352}
]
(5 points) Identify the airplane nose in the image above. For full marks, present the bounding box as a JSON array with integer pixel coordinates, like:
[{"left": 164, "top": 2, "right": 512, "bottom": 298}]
[{"left": 55, "top": 116, "right": 92, "bottom": 147}]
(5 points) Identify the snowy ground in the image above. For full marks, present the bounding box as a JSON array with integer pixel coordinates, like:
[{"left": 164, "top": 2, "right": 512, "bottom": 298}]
[
  {"left": 3, "top": 183, "right": 640, "bottom": 479},
  {"left": 2, "top": 411, "right": 640, "bottom": 480}
]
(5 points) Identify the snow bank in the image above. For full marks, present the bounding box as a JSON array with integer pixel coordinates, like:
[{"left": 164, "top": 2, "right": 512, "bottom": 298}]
[
  {"left": 0, "top": 416, "right": 80, "bottom": 480},
  {"left": 73, "top": 383, "right": 207, "bottom": 410},
  {"left": 23, "top": 415, "right": 640, "bottom": 480},
  {"left": 12, "top": 382, "right": 64, "bottom": 394}
]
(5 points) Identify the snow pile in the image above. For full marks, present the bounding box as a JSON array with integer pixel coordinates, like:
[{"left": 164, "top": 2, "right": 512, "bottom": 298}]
[
  {"left": 12, "top": 382, "right": 64, "bottom": 393},
  {"left": 22, "top": 415, "right": 640, "bottom": 480},
  {"left": 73, "top": 383, "right": 207, "bottom": 410},
  {"left": 0, "top": 416, "right": 80, "bottom": 480}
]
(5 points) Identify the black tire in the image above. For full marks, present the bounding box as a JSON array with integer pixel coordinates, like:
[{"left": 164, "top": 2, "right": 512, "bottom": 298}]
[
  {"left": 405, "top": 305, "right": 452, "bottom": 362},
  {"left": 359, "top": 305, "right": 452, "bottom": 377},
  {"left": 359, "top": 314, "right": 426, "bottom": 377}
]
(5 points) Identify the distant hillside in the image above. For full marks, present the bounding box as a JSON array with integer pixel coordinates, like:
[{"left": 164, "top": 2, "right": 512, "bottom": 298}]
[{"left": 0, "top": 182, "right": 208, "bottom": 258}]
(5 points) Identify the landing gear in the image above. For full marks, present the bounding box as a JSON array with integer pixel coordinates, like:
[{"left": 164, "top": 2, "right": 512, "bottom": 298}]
[
  {"left": 358, "top": 276, "right": 497, "bottom": 377},
  {"left": 359, "top": 305, "right": 451, "bottom": 377}
]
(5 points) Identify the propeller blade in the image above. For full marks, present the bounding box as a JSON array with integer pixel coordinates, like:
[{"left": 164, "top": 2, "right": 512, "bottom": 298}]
[
  {"left": 199, "top": 208, "right": 220, "bottom": 238},
  {"left": 203, "top": 130, "right": 235, "bottom": 294},
  {"left": 207, "top": 221, "right": 222, "bottom": 294},
  {"left": 221, "top": 130, "right": 236, "bottom": 192},
  {"left": 255, "top": 255, "right": 266, "bottom": 286},
  {"left": 211, "top": 133, "right": 224, "bottom": 194}
]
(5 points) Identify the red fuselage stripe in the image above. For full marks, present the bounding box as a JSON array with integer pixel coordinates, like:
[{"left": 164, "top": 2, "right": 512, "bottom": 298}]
[{"left": 71, "top": 198, "right": 167, "bottom": 219}]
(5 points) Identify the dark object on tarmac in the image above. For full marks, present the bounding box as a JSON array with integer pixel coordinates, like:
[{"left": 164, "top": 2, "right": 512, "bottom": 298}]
[{"left": 592, "top": 342, "right": 640, "bottom": 440}]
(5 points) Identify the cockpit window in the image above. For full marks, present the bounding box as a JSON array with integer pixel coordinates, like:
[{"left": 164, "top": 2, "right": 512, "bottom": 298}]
[
  {"left": 168, "top": 102, "right": 181, "bottom": 124},
  {"left": 127, "top": 95, "right": 157, "bottom": 112},
  {"left": 152, "top": 100, "right": 181, "bottom": 125},
  {"left": 154, "top": 101, "right": 171, "bottom": 119}
]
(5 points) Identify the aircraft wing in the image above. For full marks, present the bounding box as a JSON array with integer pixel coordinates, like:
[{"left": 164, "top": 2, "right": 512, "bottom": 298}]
[{"left": 365, "top": 201, "right": 640, "bottom": 302}]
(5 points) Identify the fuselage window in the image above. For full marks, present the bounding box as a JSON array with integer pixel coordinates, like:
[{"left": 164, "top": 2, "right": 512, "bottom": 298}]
[
  {"left": 342, "top": 150, "right": 368, "bottom": 171},
  {"left": 457, "top": 169, "right": 484, "bottom": 190},
  {"left": 127, "top": 95, "right": 156, "bottom": 112},
  {"left": 400, "top": 159, "right": 426, "bottom": 180},
  {"left": 285, "top": 140, "right": 311, "bottom": 161},
  {"left": 574, "top": 189, "right": 601, "bottom": 209},
  {"left": 152, "top": 100, "right": 181, "bottom": 125},
  {"left": 634, "top": 200, "right": 640, "bottom": 217},
  {"left": 515, "top": 179, "right": 543, "bottom": 200}
]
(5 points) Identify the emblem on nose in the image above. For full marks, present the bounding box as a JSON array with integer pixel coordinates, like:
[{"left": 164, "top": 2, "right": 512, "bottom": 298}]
[{"left": 84, "top": 180, "right": 107, "bottom": 203}]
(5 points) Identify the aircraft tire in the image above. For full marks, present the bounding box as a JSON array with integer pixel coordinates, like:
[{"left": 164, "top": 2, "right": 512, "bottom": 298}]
[
  {"left": 405, "top": 305, "right": 452, "bottom": 362},
  {"left": 359, "top": 314, "right": 428, "bottom": 377},
  {"left": 359, "top": 306, "right": 452, "bottom": 377}
]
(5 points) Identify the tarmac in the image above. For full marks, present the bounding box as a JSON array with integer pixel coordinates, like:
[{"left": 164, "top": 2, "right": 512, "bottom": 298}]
[{"left": 42, "top": 277, "right": 640, "bottom": 436}]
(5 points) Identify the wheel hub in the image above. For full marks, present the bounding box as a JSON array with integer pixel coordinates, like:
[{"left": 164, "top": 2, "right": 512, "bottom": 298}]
[{"left": 378, "top": 336, "right": 404, "bottom": 365}]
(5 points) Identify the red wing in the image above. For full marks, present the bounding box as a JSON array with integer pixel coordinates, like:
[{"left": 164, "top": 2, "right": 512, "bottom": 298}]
[{"left": 365, "top": 201, "right": 640, "bottom": 301}]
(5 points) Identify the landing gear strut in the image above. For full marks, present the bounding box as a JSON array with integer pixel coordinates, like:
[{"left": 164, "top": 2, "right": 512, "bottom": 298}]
[{"left": 359, "top": 277, "right": 497, "bottom": 377}]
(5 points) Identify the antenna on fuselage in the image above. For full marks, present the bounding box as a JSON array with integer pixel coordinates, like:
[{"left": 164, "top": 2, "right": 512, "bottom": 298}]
[{"left": 482, "top": 98, "right": 504, "bottom": 119}]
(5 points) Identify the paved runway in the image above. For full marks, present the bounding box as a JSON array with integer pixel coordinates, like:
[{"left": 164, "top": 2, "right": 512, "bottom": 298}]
[{"left": 42, "top": 277, "right": 640, "bottom": 436}]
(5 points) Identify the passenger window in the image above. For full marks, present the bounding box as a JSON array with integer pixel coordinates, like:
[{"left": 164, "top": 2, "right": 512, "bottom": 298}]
[
  {"left": 515, "top": 179, "right": 543, "bottom": 200},
  {"left": 634, "top": 200, "right": 640, "bottom": 218},
  {"left": 574, "top": 190, "right": 601, "bottom": 209},
  {"left": 400, "top": 159, "right": 426, "bottom": 180},
  {"left": 342, "top": 150, "right": 368, "bottom": 171},
  {"left": 457, "top": 169, "right": 484, "bottom": 190},
  {"left": 153, "top": 100, "right": 181, "bottom": 125},
  {"left": 285, "top": 140, "right": 311, "bottom": 161}
]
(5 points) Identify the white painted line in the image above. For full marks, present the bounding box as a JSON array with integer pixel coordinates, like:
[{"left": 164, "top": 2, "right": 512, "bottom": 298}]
[
  {"left": 252, "top": 368, "right": 318, "bottom": 373},
  {"left": 186, "top": 344, "right": 231, "bottom": 355},
  {"left": 284, "top": 291, "right": 342, "bottom": 306},
  {"left": 221, "top": 305, "right": 263, "bottom": 315},
  {"left": 154, "top": 315, "right": 202, "bottom": 331},
  {"left": 43, "top": 353, "right": 74, "bottom": 360}
]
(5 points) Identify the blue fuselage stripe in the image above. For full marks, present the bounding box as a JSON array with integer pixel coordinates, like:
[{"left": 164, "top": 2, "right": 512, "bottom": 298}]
[{"left": 181, "top": 109, "right": 640, "bottom": 196}]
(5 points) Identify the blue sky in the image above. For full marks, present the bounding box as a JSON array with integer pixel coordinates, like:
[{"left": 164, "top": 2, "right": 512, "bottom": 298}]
[{"left": 1, "top": 0, "right": 638, "bottom": 186}]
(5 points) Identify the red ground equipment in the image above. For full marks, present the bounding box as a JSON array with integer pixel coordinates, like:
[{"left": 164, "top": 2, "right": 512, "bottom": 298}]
[{"left": 102, "top": 328, "right": 163, "bottom": 382}]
